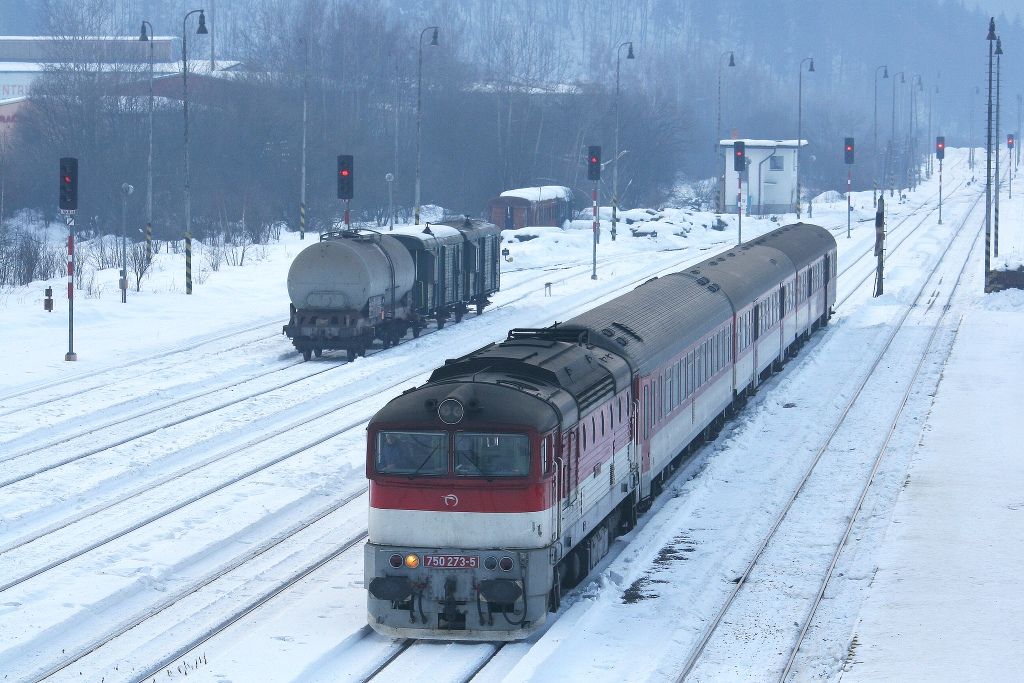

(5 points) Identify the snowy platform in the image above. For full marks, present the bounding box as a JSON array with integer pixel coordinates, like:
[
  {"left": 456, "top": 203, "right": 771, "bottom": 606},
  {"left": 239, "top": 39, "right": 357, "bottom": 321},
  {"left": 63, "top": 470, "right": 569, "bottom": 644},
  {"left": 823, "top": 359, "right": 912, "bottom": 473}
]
[{"left": 844, "top": 291, "right": 1024, "bottom": 680}]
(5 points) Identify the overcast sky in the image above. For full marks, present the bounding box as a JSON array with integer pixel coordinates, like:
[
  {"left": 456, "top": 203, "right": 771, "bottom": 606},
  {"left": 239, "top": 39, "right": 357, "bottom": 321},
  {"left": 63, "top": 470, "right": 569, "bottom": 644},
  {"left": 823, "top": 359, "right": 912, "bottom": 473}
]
[{"left": 972, "top": 0, "right": 1022, "bottom": 21}]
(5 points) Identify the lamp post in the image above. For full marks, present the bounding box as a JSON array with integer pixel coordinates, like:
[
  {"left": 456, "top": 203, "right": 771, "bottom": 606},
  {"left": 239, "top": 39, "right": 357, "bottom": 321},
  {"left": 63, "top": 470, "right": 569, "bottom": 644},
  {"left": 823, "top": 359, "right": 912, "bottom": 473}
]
[
  {"left": 985, "top": 18, "right": 996, "bottom": 288},
  {"left": 796, "top": 56, "right": 813, "bottom": 218},
  {"left": 970, "top": 86, "right": 978, "bottom": 170},
  {"left": 927, "top": 83, "right": 936, "bottom": 178},
  {"left": 995, "top": 36, "right": 1002, "bottom": 258},
  {"left": 182, "top": 8, "right": 207, "bottom": 295},
  {"left": 299, "top": 35, "right": 307, "bottom": 239},
  {"left": 138, "top": 20, "right": 155, "bottom": 262},
  {"left": 414, "top": 25, "right": 438, "bottom": 226},
  {"left": 890, "top": 71, "right": 905, "bottom": 196},
  {"left": 873, "top": 65, "right": 888, "bottom": 206},
  {"left": 386, "top": 172, "right": 394, "bottom": 231},
  {"left": 611, "top": 40, "right": 634, "bottom": 242},
  {"left": 715, "top": 50, "right": 735, "bottom": 213},
  {"left": 910, "top": 75, "right": 921, "bottom": 190},
  {"left": 120, "top": 183, "right": 133, "bottom": 303}
]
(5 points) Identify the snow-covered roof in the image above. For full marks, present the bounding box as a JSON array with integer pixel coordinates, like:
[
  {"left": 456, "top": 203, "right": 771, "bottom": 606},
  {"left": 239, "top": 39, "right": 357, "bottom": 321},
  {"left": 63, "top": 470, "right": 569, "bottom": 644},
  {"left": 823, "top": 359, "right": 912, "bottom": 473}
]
[
  {"left": 499, "top": 186, "right": 573, "bottom": 202},
  {"left": 719, "top": 139, "right": 807, "bottom": 148},
  {"left": 386, "top": 222, "right": 463, "bottom": 240}
]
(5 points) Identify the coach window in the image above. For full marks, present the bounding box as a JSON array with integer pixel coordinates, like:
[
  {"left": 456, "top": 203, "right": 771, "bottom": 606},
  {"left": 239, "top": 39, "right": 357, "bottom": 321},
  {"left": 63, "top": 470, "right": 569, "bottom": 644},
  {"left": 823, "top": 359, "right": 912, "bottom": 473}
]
[
  {"left": 601, "top": 412, "right": 606, "bottom": 436},
  {"left": 643, "top": 386, "right": 650, "bottom": 438},
  {"left": 455, "top": 433, "right": 530, "bottom": 477},
  {"left": 376, "top": 431, "right": 448, "bottom": 476}
]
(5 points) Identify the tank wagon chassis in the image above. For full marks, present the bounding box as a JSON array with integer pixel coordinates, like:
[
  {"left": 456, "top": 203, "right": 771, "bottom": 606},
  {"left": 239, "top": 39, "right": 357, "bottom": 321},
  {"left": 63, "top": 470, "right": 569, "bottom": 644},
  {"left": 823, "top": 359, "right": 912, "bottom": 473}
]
[{"left": 283, "top": 220, "right": 501, "bottom": 361}]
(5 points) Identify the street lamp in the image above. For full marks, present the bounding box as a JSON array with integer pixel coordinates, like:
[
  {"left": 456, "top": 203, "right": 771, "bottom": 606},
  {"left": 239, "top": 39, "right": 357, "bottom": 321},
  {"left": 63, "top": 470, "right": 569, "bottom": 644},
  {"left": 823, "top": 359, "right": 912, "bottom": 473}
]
[
  {"left": 182, "top": 8, "right": 207, "bottom": 296},
  {"left": 611, "top": 40, "right": 634, "bottom": 241},
  {"left": 120, "top": 183, "right": 134, "bottom": 303},
  {"left": 873, "top": 65, "right": 888, "bottom": 205},
  {"left": 796, "top": 56, "right": 813, "bottom": 218},
  {"left": 889, "top": 71, "right": 905, "bottom": 196},
  {"left": 414, "top": 25, "right": 438, "bottom": 225},
  {"left": 715, "top": 50, "right": 735, "bottom": 213},
  {"left": 985, "top": 17, "right": 996, "bottom": 287},
  {"left": 139, "top": 20, "right": 155, "bottom": 262},
  {"left": 994, "top": 36, "right": 1002, "bottom": 258}
]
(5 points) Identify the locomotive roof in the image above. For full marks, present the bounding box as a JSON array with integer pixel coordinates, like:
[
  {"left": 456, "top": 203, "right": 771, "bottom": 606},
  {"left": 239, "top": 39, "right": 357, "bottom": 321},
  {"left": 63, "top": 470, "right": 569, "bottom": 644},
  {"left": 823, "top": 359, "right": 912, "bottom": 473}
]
[
  {"left": 426, "top": 333, "right": 632, "bottom": 426},
  {"left": 369, "top": 380, "right": 562, "bottom": 433},
  {"left": 556, "top": 273, "right": 734, "bottom": 375}
]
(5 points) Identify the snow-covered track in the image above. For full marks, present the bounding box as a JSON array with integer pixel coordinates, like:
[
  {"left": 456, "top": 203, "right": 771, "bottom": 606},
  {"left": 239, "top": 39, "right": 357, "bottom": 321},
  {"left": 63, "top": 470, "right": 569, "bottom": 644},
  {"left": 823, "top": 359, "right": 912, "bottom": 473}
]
[
  {"left": 16, "top": 494, "right": 369, "bottom": 682},
  {"left": 675, "top": 184, "right": 986, "bottom": 681},
  {"left": 0, "top": 316, "right": 284, "bottom": 408}
]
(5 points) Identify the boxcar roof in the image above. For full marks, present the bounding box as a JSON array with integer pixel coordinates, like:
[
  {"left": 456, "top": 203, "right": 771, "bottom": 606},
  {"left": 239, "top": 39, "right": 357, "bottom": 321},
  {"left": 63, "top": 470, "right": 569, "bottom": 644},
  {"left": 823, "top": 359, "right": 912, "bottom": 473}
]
[{"left": 751, "top": 222, "right": 836, "bottom": 271}]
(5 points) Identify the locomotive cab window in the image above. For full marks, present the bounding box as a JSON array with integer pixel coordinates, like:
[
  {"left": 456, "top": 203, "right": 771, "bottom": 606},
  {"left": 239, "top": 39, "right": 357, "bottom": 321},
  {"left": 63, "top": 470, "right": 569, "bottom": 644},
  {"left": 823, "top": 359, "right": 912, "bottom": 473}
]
[
  {"left": 455, "top": 433, "right": 530, "bottom": 477},
  {"left": 376, "top": 431, "right": 448, "bottom": 476}
]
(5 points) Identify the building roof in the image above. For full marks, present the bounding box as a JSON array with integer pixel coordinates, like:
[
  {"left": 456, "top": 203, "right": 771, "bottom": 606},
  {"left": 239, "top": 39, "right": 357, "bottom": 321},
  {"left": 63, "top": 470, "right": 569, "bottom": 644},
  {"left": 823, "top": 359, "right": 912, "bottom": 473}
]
[
  {"left": 499, "top": 186, "right": 572, "bottom": 202},
  {"left": 718, "top": 139, "right": 808, "bottom": 148}
]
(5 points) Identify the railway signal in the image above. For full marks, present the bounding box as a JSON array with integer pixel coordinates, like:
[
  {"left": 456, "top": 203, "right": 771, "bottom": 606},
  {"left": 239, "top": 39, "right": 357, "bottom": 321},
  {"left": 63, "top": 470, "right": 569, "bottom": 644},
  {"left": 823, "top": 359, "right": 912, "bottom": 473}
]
[
  {"left": 58, "top": 157, "right": 78, "bottom": 361},
  {"left": 935, "top": 136, "right": 945, "bottom": 160},
  {"left": 587, "top": 146, "right": 602, "bottom": 181},
  {"left": 1009, "top": 133, "right": 1016, "bottom": 150},
  {"left": 337, "top": 154, "right": 354, "bottom": 200},
  {"left": 59, "top": 157, "right": 78, "bottom": 211},
  {"left": 844, "top": 137, "right": 855, "bottom": 165},
  {"left": 733, "top": 141, "right": 745, "bottom": 172}
]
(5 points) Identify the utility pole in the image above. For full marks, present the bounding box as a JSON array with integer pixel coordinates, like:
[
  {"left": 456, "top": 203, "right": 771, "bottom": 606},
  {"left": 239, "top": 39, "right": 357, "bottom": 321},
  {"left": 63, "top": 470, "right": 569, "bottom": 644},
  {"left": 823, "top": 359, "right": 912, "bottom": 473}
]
[
  {"left": 985, "top": 18, "right": 996, "bottom": 290},
  {"left": 995, "top": 37, "right": 1002, "bottom": 258},
  {"left": 874, "top": 195, "right": 885, "bottom": 297}
]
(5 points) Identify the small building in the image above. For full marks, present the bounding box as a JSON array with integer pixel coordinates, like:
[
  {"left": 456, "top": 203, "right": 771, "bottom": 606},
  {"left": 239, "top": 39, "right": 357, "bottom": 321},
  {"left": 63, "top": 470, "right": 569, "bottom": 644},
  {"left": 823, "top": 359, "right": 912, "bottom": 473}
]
[
  {"left": 719, "top": 139, "right": 806, "bottom": 215},
  {"left": 487, "top": 186, "right": 573, "bottom": 230}
]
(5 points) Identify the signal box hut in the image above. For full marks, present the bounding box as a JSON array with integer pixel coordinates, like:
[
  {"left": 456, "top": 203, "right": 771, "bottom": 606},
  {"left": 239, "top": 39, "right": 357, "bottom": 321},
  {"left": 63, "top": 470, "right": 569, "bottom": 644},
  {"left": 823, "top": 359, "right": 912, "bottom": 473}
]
[
  {"left": 488, "top": 185, "right": 573, "bottom": 230},
  {"left": 720, "top": 139, "right": 806, "bottom": 215}
]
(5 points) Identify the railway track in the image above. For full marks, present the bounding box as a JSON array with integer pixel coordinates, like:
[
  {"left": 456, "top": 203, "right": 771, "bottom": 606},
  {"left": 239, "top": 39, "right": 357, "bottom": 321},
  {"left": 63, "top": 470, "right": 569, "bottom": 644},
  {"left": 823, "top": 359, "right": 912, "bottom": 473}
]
[
  {"left": 0, "top": 244, "right": 729, "bottom": 682},
  {"left": 675, "top": 182, "right": 986, "bottom": 681}
]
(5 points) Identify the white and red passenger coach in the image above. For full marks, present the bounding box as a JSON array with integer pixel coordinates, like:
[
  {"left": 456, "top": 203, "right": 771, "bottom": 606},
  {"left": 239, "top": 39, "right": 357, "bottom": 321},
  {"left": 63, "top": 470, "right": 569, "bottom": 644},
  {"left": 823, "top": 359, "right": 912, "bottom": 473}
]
[{"left": 365, "top": 222, "right": 837, "bottom": 639}]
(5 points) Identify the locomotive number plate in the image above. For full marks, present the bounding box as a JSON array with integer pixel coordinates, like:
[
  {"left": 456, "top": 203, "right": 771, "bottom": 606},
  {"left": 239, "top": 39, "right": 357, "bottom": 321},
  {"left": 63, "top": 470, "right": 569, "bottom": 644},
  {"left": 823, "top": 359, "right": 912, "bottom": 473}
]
[{"left": 424, "top": 554, "right": 479, "bottom": 569}]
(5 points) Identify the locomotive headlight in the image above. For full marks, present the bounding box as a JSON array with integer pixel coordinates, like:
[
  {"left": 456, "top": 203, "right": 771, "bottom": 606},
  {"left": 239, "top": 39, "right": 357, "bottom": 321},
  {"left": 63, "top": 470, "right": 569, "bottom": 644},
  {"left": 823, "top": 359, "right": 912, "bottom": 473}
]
[
  {"left": 499, "top": 556, "right": 514, "bottom": 571},
  {"left": 389, "top": 553, "right": 403, "bottom": 568},
  {"left": 484, "top": 556, "right": 498, "bottom": 570},
  {"left": 437, "top": 398, "right": 465, "bottom": 424},
  {"left": 404, "top": 554, "right": 420, "bottom": 569}
]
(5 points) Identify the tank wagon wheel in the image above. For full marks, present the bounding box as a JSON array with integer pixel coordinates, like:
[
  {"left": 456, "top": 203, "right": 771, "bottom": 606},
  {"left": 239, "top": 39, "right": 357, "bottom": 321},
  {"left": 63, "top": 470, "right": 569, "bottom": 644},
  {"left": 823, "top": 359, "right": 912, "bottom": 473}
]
[
  {"left": 454, "top": 308, "right": 464, "bottom": 324},
  {"left": 347, "top": 348, "right": 357, "bottom": 362},
  {"left": 301, "top": 348, "right": 312, "bottom": 362},
  {"left": 475, "top": 301, "right": 486, "bottom": 315},
  {"left": 412, "top": 323, "right": 422, "bottom": 339},
  {"left": 436, "top": 316, "right": 446, "bottom": 330},
  {"left": 314, "top": 348, "right": 323, "bottom": 358}
]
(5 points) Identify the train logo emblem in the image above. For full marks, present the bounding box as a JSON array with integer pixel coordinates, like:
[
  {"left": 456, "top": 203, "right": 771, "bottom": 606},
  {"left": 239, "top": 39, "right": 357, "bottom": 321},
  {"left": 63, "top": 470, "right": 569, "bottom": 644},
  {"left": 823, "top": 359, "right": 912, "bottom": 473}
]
[{"left": 442, "top": 494, "right": 459, "bottom": 507}]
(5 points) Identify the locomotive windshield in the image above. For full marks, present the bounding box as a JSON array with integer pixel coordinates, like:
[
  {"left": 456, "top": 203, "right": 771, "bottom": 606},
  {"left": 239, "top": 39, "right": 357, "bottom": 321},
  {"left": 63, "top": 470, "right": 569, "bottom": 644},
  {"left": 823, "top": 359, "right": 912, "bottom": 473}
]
[
  {"left": 455, "top": 433, "right": 530, "bottom": 477},
  {"left": 376, "top": 431, "right": 448, "bottom": 475}
]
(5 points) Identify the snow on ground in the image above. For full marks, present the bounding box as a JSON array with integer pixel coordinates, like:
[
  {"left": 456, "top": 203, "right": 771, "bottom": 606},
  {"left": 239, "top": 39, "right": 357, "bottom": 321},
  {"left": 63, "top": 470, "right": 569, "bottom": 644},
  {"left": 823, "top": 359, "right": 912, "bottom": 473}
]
[{"left": 0, "top": 148, "right": 1020, "bottom": 682}]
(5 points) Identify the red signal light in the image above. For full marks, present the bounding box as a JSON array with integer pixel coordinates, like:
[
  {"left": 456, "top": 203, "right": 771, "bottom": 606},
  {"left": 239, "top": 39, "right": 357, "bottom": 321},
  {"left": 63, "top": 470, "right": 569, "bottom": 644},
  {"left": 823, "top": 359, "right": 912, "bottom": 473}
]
[{"left": 340, "top": 169, "right": 350, "bottom": 176}]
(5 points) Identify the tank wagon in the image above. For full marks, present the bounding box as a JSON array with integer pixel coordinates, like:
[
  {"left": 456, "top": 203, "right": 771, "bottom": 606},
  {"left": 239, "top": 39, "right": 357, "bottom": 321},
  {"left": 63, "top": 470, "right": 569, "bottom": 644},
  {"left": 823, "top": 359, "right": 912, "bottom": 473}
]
[
  {"left": 283, "top": 218, "right": 501, "bottom": 360},
  {"left": 363, "top": 222, "right": 837, "bottom": 640}
]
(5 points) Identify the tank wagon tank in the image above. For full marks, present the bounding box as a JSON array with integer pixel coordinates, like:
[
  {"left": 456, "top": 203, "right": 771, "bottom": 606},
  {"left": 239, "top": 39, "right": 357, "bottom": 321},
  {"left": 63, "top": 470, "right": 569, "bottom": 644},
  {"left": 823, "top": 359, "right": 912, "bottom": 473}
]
[{"left": 283, "top": 218, "right": 501, "bottom": 360}]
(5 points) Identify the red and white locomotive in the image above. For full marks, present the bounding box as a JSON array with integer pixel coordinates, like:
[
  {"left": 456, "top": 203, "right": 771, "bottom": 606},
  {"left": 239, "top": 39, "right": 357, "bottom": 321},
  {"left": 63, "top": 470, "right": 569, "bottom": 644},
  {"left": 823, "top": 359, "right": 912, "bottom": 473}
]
[{"left": 364, "top": 222, "right": 837, "bottom": 639}]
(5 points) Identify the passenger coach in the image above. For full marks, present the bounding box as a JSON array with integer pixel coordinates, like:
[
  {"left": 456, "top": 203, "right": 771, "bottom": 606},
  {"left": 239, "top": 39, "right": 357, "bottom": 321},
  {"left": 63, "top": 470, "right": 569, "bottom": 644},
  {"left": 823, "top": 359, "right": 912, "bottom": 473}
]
[{"left": 364, "top": 222, "right": 837, "bottom": 640}]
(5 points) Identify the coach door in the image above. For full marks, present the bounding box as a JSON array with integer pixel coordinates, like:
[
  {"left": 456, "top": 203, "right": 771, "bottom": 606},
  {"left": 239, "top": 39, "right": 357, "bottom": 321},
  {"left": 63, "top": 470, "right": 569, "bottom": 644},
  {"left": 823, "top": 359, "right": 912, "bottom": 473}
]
[
  {"left": 752, "top": 301, "right": 761, "bottom": 378},
  {"left": 823, "top": 253, "right": 832, "bottom": 307}
]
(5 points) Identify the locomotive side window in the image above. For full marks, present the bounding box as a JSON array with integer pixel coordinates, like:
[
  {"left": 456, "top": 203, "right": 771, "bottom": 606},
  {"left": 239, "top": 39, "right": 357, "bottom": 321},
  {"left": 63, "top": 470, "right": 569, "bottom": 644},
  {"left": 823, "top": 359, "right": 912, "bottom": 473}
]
[
  {"left": 455, "top": 433, "right": 530, "bottom": 477},
  {"left": 541, "top": 437, "right": 549, "bottom": 474},
  {"left": 376, "top": 431, "right": 448, "bottom": 475}
]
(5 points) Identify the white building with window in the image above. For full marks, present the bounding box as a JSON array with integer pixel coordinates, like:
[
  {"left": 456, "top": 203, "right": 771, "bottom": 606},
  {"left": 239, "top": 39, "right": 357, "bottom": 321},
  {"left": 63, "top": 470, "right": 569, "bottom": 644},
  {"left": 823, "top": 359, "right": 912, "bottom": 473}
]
[{"left": 719, "top": 139, "right": 807, "bottom": 215}]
